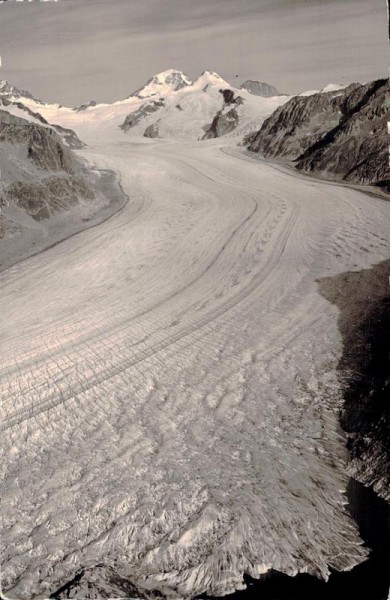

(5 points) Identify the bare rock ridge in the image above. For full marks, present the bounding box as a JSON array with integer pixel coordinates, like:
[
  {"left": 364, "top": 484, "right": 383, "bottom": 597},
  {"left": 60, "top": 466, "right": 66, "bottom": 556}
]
[
  {"left": 202, "top": 88, "right": 244, "bottom": 139},
  {"left": 240, "top": 80, "right": 281, "bottom": 97},
  {"left": 73, "top": 100, "right": 97, "bottom": 112},
  {"left": 246, "top": 78, "right": 389, "bottom": 189},
  {"left": 0, "top": 96, "right": 85, "bottom": 149}
]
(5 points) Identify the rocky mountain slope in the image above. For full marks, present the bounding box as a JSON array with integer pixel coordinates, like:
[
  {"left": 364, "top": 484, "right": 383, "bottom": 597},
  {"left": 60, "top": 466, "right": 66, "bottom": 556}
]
[
  {"left": 240, "top": 80, "right": 281, "bottom": 97},
  {"left": 246, "top": 78, "right": 389, "bottom": 189},
  {"left": 0, "top": 95, "right": 85, "bottom": 149},
  {"left": 0, "top": 79, "right": 44, "bottom": 104},
  {"left": 0, "top": 109, "right": 124, "bottom": 270}
]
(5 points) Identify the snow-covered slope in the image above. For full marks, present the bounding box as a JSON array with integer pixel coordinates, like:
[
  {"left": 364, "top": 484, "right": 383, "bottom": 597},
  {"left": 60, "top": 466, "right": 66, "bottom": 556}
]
[
  {"left": 120, "top": 70, "right": 289, "bottom": 141},
  {"left": 299, "top": 83, "right": 348, "bottom": 97}
]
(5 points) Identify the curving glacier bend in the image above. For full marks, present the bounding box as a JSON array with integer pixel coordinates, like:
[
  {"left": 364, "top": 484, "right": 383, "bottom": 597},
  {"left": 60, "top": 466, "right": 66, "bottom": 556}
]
[{"left": 1, "top": 139, "right": 390, "bottom": 599}]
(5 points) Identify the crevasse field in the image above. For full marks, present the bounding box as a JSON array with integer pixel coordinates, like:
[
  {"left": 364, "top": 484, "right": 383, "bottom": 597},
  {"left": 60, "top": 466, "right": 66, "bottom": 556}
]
[{"left": 1, "top": 73, "right": 390, "bottom": 598}]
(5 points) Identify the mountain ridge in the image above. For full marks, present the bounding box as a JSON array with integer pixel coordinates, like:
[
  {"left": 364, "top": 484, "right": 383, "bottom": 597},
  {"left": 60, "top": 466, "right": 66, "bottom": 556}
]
[{"left": 246, "top": 78, "right": 389, "bottom": 189}]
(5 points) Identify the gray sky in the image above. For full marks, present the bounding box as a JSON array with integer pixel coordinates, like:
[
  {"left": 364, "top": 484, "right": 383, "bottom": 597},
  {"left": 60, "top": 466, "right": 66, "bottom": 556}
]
[{"left": 0, "top": 0, "right": 388, "bottom": 106}]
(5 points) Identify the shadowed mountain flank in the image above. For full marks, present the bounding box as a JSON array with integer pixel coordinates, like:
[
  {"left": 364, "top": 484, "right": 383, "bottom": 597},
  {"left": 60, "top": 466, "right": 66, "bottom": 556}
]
[{"left": 246, "top": 79, "right": 389, "bottom": 189}]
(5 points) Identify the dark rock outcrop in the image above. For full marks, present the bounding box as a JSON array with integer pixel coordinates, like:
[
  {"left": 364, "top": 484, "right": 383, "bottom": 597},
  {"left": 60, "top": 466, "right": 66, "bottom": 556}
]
[
  {"left": 203, "top": 89, "right": 243, "bottom": 139},
  {"left": 143, "top": 122, "right": 160, "bottom": 138},
  {"left": 247, "top": 78, "right": 389, "bottom": 189},
  {"left": 73, "top": 100, "right": 97, "bottom": 112},
  {"left": 241, "top": 80, "right": 281, "bottom": 97},
  {"left": 203, "top": 108, "right": 239, "bottom": 139},
  {"left": 121, "top": 99, "right": 164, "bottom": 132}
]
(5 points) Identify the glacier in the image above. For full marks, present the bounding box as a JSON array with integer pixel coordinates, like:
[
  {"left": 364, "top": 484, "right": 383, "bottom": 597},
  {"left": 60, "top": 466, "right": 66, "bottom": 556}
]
[{"left": 1, "top": 75, "right": 390, "bottom": 599}]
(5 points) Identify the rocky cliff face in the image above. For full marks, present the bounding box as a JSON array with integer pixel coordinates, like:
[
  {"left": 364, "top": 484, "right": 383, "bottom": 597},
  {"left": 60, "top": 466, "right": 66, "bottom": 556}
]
[
  {"left": 240, "top": 80, "right": 281, "bottom": 97},
  {"left": 0, "top": 110, "right": 93, "bottom": 221},
  {"left": 0, "top": 110, "right": 124, "bottom": 270},
  {"left": 247, "top": 78, "right": 389, "bottom": 189}
]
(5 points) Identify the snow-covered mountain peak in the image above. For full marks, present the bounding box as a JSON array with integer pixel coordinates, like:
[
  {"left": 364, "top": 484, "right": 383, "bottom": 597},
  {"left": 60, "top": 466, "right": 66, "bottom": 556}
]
[
  {"left": 129, "top": 69, "right": 192, "bottom": 99},
  {"left": 192, "top": 70, "right": 230, "bottom": 90}
]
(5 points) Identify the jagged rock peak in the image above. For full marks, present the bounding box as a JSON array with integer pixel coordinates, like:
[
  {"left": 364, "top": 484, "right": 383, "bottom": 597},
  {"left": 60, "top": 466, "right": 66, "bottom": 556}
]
[
  {"left": 240, "top": 80, "right": 281, "bottom": 97},
  {"left": 0, "top": 79, "right": 43, "bottom": 103},
  {"left": 129, "top": 69, "right": 192, "bottom": 99}
]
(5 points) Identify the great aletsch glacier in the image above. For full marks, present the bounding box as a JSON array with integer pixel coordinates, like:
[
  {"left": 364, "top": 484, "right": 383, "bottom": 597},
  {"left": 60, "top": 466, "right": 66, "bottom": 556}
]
[{"left": 1, "top": 70, "right": 389, "bottom": 599}]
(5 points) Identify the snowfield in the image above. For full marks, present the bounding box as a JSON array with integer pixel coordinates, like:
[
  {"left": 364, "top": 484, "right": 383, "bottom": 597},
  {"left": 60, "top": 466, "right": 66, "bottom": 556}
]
[{"left": 1, "top": 100, "right": 390, "bottom": 598}]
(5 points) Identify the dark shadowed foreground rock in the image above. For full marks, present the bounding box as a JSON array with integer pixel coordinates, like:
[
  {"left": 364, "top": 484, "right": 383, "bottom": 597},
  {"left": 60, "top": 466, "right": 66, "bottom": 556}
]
[
  {"left": 240, "top": 80, "right": 281, "bottom": 97},
  {"left": 247, "top": 79, "right": 389, "bottom": 189},
  {"left": 319, "top": 259, "right": 390, "bottom": 501}
]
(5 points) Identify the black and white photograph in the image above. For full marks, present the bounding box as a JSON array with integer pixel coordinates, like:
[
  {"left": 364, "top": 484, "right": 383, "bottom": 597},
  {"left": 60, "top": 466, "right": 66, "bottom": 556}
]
[{"left": 0, "top": 1, "right": 389, "bottom": 599}]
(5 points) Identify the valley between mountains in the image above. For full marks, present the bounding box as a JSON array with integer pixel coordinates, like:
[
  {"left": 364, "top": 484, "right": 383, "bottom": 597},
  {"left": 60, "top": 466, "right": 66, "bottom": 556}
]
[{"left": 1, "top": 71, "right": 389, "bottom": 599}]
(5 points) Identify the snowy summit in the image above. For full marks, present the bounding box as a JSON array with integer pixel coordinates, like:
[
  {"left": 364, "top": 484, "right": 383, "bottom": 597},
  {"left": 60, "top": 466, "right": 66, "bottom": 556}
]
[{"left": 129, "top": 69, "right": 193, "bottom": 99}]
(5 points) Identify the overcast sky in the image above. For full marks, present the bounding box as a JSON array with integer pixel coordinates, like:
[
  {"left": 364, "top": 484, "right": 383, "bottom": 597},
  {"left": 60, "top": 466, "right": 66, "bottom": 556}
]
[{"left": 0, "top": 0, "right": 388, "bottom": 105}]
